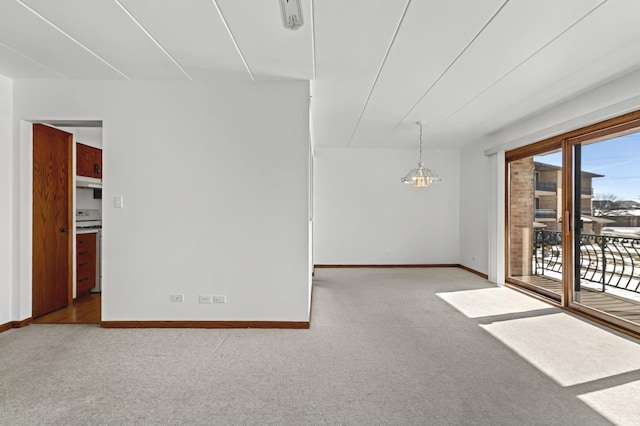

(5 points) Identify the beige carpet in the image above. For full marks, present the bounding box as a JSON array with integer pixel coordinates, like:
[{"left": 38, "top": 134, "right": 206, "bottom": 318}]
[{"left": 1, "top": 267, "right": 637, "bottom": 425}]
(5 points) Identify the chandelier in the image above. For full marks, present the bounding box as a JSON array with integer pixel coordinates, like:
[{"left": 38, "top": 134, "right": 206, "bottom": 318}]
[{"left": 401, "top": 122, "right": 441, "bottom": 188}]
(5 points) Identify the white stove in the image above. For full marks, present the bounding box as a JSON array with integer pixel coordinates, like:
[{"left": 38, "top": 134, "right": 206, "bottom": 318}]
[
  {"left": 75, "top": 209, "right": 102, "bottom": 293},
  {"left": 76, "top": 209, "right": 102, "bottom": 230}
]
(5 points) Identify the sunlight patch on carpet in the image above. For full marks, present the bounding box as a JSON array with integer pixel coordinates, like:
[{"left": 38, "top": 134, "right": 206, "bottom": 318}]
[
  {"left": 481, "top": 313, "right": 640, "bottom": 386},
  {"left": 436, "top": 287, "right": 551, "bottom": 318},
  {"left": 578, "top": 380, "right": 640, "bottom": 425}
]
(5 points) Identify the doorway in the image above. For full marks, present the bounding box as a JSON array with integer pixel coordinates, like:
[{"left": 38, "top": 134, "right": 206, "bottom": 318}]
[{"left": 30, "top": 121, "right": 104, "bottom": 324}]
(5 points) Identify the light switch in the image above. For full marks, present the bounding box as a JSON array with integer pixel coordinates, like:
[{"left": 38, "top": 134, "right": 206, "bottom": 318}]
[{"left": 114, "top": 195, "right": 124, "bottom": 209}]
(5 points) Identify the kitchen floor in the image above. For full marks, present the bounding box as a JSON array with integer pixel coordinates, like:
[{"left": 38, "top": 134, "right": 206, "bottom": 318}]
[{"left": 32, "top": 293, "right": 101, "bottom": 324}]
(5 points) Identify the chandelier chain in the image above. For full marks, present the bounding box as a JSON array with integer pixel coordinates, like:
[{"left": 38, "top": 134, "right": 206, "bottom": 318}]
[{"left": 419, "top": 122, "right": 423, "bottom": 164}]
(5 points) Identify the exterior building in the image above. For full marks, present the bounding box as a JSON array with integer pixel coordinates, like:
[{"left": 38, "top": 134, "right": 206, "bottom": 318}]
[
  {"left": 534, "top": 161, "right": 603, "bottom": 233},
  {"left": 601, "top": 209, "right": 640, "bottom": 228}
]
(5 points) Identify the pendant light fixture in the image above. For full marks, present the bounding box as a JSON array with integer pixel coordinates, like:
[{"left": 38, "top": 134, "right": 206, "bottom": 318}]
[{"left": 401, "top": 122, "right": 442, "bottom": 188}]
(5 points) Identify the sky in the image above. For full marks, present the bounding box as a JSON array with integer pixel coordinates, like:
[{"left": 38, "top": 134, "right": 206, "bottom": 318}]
[{"left": 534, "top": 132, "right": 640, "bottom": 202}]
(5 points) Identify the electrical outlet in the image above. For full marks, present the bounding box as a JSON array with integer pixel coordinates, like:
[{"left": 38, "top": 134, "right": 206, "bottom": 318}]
[
  {"left": 170, "top": 294, "right": 184, "bottom": 303},
  {"left": 213, "top": 295, "right": 226, "bottom": 304},
  {"left": 199, "top": 295, "right": 213, "bottom": 304}
]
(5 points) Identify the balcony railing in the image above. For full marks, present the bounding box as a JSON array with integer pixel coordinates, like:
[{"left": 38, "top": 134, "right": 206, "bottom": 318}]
[
  {"left": 535, "top": 181, "right": 557, "bottom": 192},
  {"left": 581, "top": 187, "right": 593, "bottom": 195},
  {"left": 533, "top": 230, "right": 640, "bottom": 294},
  {"left": 535, "top": 209, "right": 557, "bottom": 219},
  {"left": 533, "top": 210, "right": 592, "bottom": 219},
  {"left": 534, "top": 182, "right": 592, "bottom": 195}
]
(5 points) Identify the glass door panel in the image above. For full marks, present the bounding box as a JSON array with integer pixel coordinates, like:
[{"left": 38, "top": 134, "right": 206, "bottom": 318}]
[
  {"left": 508, "top": 150, "right": 563, "bottom": 301},
  {"left": 573, "top": 133, "right": 640, "bottom": 327}
]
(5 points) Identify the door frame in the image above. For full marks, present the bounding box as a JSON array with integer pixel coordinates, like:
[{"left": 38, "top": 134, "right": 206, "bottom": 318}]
[
  {"left": 504, "top": 138, "right": 562, "bottom": 303},
  {"left": 15, "top": 119, "right": 105, "bottom": 323},
  {"left": 31, "top": 123, "right": 74, "bottom": 315},
  {"left": 505, "top": 109, "right": 640, "bottom": 335},
  {"left": 563, "top": 116, "right": 640, "bottom": 335}
]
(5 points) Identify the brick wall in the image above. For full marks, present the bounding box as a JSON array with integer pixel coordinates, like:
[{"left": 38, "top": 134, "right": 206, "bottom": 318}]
[
  {"left": 510, "top": 157, "right": 535, "bottom": 276},
  {"left": 538, "top": 197, "right": 556, "bottom": 209}
]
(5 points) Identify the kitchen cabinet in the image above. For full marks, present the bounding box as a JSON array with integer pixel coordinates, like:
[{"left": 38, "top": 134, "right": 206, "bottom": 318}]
[
  {"left": 76, "top": 143, "right": 102, "bottom": 179},
  {"left": 76, "top": 232, "right": 97, "bottom": 295}
]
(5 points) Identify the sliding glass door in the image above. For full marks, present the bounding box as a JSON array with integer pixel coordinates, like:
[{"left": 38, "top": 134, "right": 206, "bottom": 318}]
[
  {"left": 508, "top": 146, "right": 563, "bottom": 302},
  {"left": 570, "top": 132, "right": 640, "bottom": 329},
  {"left": 506, "top": 111, "right": 640, "bottom": 334}
]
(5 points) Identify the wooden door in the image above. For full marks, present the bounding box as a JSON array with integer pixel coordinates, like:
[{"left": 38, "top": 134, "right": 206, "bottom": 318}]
[{"left": 32, "top": 124, "right": 73, "bottom": 317}]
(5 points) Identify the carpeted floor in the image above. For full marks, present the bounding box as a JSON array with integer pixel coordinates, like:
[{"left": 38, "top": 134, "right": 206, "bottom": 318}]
[{"left": 1, "top": 268, "right": 639, "bottom": 425}]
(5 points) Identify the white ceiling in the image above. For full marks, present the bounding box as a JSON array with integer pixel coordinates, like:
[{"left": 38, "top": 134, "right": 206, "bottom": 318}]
[{"left": 2, "top": 0, "right": 640, "bottom": 148}]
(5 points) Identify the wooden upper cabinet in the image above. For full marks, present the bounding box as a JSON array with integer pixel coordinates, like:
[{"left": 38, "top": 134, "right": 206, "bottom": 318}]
[
  {"left": 76, "top": 143, "right": 102, "bottom": 179},
  {"left": 94, "top": 147, "right": 102, "bottom": 179},
  {"left": 76, "top": 143, "right": 94, "bottom": 177}
]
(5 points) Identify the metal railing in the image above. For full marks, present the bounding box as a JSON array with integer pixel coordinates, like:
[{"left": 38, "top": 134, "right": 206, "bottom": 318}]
[
  {"left": 533, "top": 209, "right": 591, "bottom": 219},
  {"left": 535, "top": 209, "right": 557, "bottom": 219},
  {"left": 534, "top": 182, "right": 592, "bottom": 195},
  {"left": 535, "top": 181, "right": 557, "bottom": 192},
  {"left": 581, "top": 187, "right": 593, "bottom": 195},
  {"left": 534, "top": 230, "right": 640, "bottom": 294},
  {"left": 534, "top": 230, "right": 563, "bottom": 275}
]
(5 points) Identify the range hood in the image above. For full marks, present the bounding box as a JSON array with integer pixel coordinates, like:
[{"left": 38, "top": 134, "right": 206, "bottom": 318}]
[{"left": 76, "top": 176, "right": 102, "bottom": 189}]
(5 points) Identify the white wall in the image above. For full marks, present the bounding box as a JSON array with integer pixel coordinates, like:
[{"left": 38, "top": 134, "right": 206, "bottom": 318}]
[
  {"left": 12, "top": 79, "right": 310, "bottom": 322},
  {"left": 485, "top": 67, "right": 640, "bottom": 155},
  {"left": 313, "top": 147, "right": 460, "bottom": 264},
  {"left": 458, "top": 142, "right": 490, "bottom": 275},
  {"left": 0, "top": 75, "right": 12, "bottom": 325},
  {"left": 76, "top": 188, "right": 102, "bottom": 211},
  {"left": 73, "top": 127, "right": 103, "bottom": 149}
]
